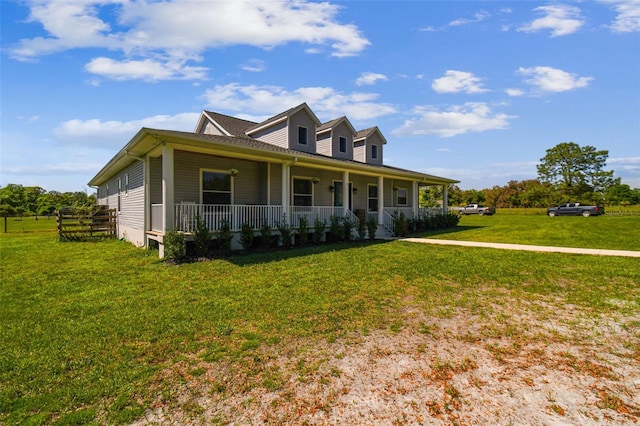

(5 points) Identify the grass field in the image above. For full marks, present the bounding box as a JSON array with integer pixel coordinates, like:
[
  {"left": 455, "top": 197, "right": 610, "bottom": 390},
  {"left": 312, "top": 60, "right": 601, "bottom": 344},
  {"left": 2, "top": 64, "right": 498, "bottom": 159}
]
[{"left": 1, "top": 214, "right": 639, "bottom": 424}]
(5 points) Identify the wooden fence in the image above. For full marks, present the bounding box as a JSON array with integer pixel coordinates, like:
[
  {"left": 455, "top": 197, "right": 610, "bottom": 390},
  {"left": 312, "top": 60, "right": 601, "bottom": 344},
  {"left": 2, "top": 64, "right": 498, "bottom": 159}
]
[{"left": 56, "top": 207, "right": 117, "bottom": 241}]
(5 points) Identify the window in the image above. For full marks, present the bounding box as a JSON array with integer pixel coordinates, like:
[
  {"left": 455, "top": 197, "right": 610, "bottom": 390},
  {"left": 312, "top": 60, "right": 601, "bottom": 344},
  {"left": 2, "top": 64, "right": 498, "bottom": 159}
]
[
  {"left": 117, "top": 177, "right": 122, "bottom": 212},
  {"left": 368, "top": 185, "right": 378, "bottom": 212},
  {"left": 293, "top": 178, "right": 312, "bottom": 206},
  {"left": 339, "top": 136, "right": 347, "bottom": 153},
  {"left": 396, "top": 188, "right": 408, "bottom": 205},
  {"left": 202, "top": 170, "right": 232, "bottom": 204},
  {"left": 298, "top": 126, "right": 308, "bottom": 145},
  {"left": 371, "top": 144, "right": 378, "bottom": 159}
]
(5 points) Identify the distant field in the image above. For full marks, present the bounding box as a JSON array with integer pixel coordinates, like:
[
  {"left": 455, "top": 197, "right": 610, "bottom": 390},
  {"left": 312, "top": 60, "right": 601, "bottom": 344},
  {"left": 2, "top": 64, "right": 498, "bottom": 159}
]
[{"left": 0, "top": 216, "right": 58, "bottom": 233}]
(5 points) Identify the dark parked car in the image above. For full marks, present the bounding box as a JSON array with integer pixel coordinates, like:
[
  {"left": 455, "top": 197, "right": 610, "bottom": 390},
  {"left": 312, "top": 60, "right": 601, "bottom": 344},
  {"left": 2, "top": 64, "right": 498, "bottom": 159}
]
[{"left": 547, "top": 203, "right": 604, "bottom": 217}]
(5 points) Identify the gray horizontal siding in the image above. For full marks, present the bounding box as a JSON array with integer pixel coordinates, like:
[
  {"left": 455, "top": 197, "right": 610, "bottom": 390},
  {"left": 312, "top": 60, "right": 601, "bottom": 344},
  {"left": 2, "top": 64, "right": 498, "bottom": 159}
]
[
  {"left": 253, "top": 121, "right": 288, "bottom": 148},
  {"left": 118, "top": 161, "right": 145, "bottom": 230},
  {"left": 173, "top": 150, "right": 269, "bottom": 205}
]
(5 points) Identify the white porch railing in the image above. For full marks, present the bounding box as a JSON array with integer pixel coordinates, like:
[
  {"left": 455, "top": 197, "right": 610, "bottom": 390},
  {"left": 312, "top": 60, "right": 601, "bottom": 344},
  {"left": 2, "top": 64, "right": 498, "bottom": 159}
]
[
  {"left": 418, "top": 207, "right": 447, "bottom": 217},
  {"left": 289, "top": 206, "right": 351, "bottom": 228},
  {"left": 382, "top": 210, "right": 395, "bottom": 234},
  {"left": 384, "top": 207, "right": 413, "bottom": 218},
  {"left": 175, "top": 204, "right": 283, "bottom": 233},
  {"left": 173, "top": 204, "right": 361, "bottom": 233}
]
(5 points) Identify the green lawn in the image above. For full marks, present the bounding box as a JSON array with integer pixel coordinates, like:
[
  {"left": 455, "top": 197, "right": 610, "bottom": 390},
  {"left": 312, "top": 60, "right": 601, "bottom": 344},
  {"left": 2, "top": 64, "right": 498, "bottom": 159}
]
[
  {"left": 420, "top": 213, "right": 640, "bottom": 251},
  {"left": 1, "top": 215, "right": 639, "bottom": 424}
]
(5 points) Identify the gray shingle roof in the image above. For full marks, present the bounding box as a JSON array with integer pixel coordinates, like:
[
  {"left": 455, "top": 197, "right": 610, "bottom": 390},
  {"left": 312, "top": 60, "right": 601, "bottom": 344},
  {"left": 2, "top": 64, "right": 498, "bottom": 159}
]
[{"left": 203, "top": 111, "right": 257, "bottom": 136}]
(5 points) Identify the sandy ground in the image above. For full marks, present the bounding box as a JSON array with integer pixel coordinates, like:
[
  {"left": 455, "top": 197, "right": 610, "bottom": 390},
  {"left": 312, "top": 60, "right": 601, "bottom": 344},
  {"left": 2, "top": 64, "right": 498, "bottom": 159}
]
[{"left": 132, "top": 298, "right": 640, "bottom": 425}]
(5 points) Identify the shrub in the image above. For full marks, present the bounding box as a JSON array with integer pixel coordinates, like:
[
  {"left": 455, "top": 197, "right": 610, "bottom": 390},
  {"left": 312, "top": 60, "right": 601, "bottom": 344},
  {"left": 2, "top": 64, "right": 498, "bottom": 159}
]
[
  {"left": 392, "top": 210, "right": 409, "bottom": 237},
  {"left": 216, "top": 219, "right": 232, "bottom": 256},
  {"left": 343, "top": 215, "right": 354, "bottom": 242},
  {"left": 298, "top": 215, "right": 309, "bottom": 246},
  {"left": 313, "top": 217, "right": 326, "bottom": 243},
  {"left": 164, "top": 230, "right": 185, "bottom": 262},
  {"left": 277, "top": 214, "right": 292, "bottom": 248},
  {"left": 357, "top": 216, "right": 367, "bottom": 240},
  {"left": 366, "top": 215, "right": 377, "bottom": 240},
  {"left": 240, "top": 222, "right": 254, "bottom": 251},
  {"left": 328, "top": 215, "right": 344, "bottom": 243},
  {"left": 259, "top": 219, "right": 273, "bottom": 251},
  {"left": 193, "top": 215, "right": 210, "bottom": 257}
]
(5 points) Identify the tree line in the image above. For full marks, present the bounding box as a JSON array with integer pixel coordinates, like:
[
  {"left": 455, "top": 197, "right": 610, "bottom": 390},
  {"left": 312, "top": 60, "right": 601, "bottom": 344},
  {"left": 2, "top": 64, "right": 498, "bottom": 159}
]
[
  {"left": 422, "top": 142, "right": 639, "bottom": 208},
  {"left": 2, "top": 142, "right": 637, "bottom": 215},
  {"left": 0, "top": 184, "right": 96, "bottom": 217}
]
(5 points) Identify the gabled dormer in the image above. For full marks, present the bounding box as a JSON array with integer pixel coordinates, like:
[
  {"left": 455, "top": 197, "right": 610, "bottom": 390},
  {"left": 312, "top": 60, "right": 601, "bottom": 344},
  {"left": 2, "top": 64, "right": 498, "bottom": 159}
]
[
  {"left": 195, "top": 111, "right": 257, "bottom": 137},
  {"left": 316, "top": 116, "right": 356, "bottom": 160},
  {"left": 245, "top": 103, "right": 321, "bottom": 153},
  {"left": 354, "top": 126, "right": 386, "bottom": 165}
]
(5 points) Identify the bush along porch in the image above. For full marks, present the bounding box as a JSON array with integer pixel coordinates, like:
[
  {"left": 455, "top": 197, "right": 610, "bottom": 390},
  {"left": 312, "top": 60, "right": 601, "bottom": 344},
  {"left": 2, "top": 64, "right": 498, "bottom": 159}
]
[{"left": 162, "top": 210, "right": 460, "bottom": 263}]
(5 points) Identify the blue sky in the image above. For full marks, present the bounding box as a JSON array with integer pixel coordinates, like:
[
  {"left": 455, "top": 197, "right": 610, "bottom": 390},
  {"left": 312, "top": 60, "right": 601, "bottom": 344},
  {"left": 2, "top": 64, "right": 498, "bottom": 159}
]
[{"left": 1, "top": 0, "right": 639, "bottom": 192}]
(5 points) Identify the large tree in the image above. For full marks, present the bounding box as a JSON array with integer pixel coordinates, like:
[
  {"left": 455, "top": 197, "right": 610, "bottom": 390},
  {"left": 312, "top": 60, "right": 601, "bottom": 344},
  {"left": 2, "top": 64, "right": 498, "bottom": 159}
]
[{"left": 537, "top": 142, "right": 615, "bottom": 197}]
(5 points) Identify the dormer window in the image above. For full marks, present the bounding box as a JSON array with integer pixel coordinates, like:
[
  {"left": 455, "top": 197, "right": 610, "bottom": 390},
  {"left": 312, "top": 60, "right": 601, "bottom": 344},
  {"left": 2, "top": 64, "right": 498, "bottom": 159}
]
[
  {"left": 371, "top": 144, "right": 378, "bottom": 159},
  {"left": 298, "top": 126, "right": 308, "bottom": 145},
  {"left": 339, "top": 136, "right": 347, "bottom": 153}
]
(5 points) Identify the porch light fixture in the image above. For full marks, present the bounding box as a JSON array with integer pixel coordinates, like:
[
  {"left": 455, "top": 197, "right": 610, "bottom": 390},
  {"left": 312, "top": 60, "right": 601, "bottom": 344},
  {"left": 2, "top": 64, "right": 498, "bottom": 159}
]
[
  {"left": 393, "top": 186, "right": 399, "bottom": 191},
  {"left": 312, "top": 177, "right": 320, "bottom": 184},
  {"left": 229, "top": 168, "right": 239, "bottom": 177},
  {"left": 353, "top": 187, "right": 358, "bottom": 194},
  {"left": 329, "top": 185, "right": 335, "bottom": 193}
]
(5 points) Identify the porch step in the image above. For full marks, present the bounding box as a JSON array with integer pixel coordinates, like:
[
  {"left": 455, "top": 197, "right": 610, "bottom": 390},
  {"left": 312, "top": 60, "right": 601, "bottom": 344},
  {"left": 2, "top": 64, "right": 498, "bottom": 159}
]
[{"left": 375, "top": 224, "right": 395, "bottom": 240}]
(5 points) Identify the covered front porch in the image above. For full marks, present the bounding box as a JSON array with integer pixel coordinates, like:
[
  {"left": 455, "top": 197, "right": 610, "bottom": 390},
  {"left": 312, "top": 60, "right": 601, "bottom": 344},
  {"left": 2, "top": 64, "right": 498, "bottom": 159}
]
[
  {"left": 151, "top": 203, "right": 447, "bottom": 236},
  {"left": 146, "top": 143, "right": 452, "bottom": 247}
]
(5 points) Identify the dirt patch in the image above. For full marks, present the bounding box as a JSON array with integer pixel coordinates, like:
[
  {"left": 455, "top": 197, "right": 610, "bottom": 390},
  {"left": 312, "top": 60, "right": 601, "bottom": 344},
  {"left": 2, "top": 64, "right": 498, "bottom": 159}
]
[{"left": 132, "top": 300, "right": 640, "bottom": 425}]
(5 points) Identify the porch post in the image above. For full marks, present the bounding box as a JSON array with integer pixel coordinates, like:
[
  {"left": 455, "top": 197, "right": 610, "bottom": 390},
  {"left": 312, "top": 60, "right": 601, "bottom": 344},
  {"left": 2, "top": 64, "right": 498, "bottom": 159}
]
[
  {"left": 443, "top": 184, "right": 449, "bottom": 214},
  {"left": 342, "top": 171, "right": 349, "bottom": 213},
  {"left": 377, "top": 175, "right": 384, "bottom": 225},
  {"left": 162, "top": 144, "right": 175, "bottom": 232},
  {"left": 412, "top": 181, "right": 419, "bottom": 218},
  {"left": 281, "top": 163, "right": 290, "bottom": 220}
]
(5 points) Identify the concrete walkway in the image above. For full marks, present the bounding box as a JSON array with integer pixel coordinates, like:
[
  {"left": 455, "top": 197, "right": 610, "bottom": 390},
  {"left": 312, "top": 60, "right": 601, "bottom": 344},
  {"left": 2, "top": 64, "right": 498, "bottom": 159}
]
[{"left": 401, "top": 238, "right": 640, "bottom": 258}]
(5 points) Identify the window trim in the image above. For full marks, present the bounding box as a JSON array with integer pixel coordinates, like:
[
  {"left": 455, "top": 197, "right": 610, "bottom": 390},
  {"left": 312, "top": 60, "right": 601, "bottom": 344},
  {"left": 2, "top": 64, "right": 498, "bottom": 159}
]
[
  {"left": 297, "top": 126, "right": 308, "bottom": 146},
  {"left": 367, "top": 184, "right": 378, "bottom": 212},
  {"left": 200, "top": 168, "right": 234, "bottom": 205},
  {"left": 292, "top": 176, "right": 314, "bottom": 207},
  {"left": 339, "top": 136, "right": 347, "bottom": 153},
  {"left": 396, "top": 187, "right": 408, "bottom": 206}
]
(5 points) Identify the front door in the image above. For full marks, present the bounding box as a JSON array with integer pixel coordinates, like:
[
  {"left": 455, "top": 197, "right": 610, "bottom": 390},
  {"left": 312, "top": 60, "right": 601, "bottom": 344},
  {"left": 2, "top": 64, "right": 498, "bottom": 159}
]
[{"left": 333, "top": 181, "right": 352, "bottom": 210}]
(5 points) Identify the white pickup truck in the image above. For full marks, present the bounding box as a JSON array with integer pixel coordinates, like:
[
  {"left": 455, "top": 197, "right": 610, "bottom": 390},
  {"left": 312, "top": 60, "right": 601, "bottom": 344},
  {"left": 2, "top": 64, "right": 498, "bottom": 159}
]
[{"left": 457, "top": 204, "right": 496, "bottom": 216}]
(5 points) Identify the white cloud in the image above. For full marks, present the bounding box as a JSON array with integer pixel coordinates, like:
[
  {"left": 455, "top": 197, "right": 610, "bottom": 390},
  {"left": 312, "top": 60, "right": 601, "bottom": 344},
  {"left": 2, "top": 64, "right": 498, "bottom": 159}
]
[
  {"left": 449, "top": 11, "right": 490, "bottom": 27},
  {"left": 432, "top": 70, "right": 488, "bottom": 94},
  {"left": 201, "top": 83, "right": 396, "bottom": 122},
  {"left": 355, "top": 72, "right": 388, "bottom": 86},
  {"left": 240, "top": 59, "right": 266, "bottom": 73},
  {"left": 517, "top": 66, "right": 593, "bottom": 93},
  {"left": 518, "top": 5, "right": 584, "bottom": 37},
  {"left": 505, "top": 88, "right": 525, "bottom": 97},
  {"left": 10, "top": 0, "right": 369, "bottom": 79},
  {"left": 54, "top": 113, "right": 200, "bottom": 144},
  {"left": 392, "top": 102, "right": 516, "bottom": 138},
  {"left": 598, "top": 0, "right": 640, "bottom": 32},
  {"left": 85, "top": 57, "right": 208, "bottom": 81}
]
